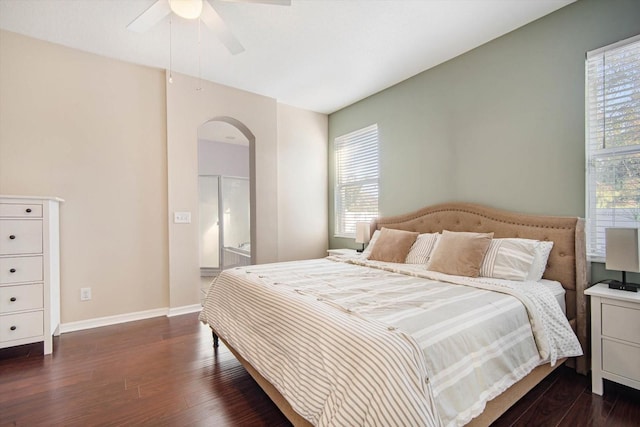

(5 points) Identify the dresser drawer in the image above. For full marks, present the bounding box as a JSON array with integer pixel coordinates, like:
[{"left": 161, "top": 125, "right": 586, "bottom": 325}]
[
  {"left": 0, "top": 256, "right": 43, "bottom": 284},
  {"left": 602, "top": 303, "right": 640, "bottom": 343},
  {"left": 602, "top": 339, "right": 640, "bottom": 382},
  {"left": 0, "top": 283, "right": 43, "bottom": 313},
  {"left": 0, "top": 311, "right": 43, "bottom": 343},
  {"left": 0, "top": 220, "right": 43, "bottom": 255},
  {"left": 0, "top": 203, "right": 43, "bottom": 218}
]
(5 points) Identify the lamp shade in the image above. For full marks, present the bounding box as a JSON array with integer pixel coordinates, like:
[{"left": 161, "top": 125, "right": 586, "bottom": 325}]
[
  {"left": 605, "top": 228, "right": 640, "bottom": 273},
  {"left": 169, "top": 0, "right": 203, "bottom": 19},
  {"left": 355, "top": 222, "right": 371, "bottom": 245}
]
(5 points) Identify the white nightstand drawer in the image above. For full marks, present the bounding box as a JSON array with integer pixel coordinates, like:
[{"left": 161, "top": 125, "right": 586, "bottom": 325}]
[
  {"left": 602, "top": 303, "right": 640, "bottom": 343},
  {"left": 0, "top": 283, "right": 43, "bottom": 313},
  {"left": 602, "top": 339, "right": 640, "bottom": 382},
  {"left": 0, "top": 203, "right": 43, "bottom": 218},
  {"left": 0, "top": 220, "right": 43, "bottom": 255},
  {"left": 0, "top": 311, "right": 44, "bottom": 343},
  {"left": 0, "top": 256, "right": 43, "bottom": 284}
]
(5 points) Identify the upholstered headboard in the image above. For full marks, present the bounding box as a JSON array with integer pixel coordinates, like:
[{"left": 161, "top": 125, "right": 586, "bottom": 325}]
[{"left": 371, "top": 202, "right": 588, "bottom": 374}]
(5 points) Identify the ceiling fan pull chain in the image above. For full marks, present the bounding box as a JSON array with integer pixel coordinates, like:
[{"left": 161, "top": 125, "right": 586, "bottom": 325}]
[
  {"left": 169, "top": 17, "right": 173, "bottom": 84},
  {"left": 197, "top": 18, "right": 202, "bottom": 91}
]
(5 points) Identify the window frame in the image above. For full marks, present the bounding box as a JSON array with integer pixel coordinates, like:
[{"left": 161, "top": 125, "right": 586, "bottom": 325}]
[
  {"left": 585, "top": 33, "right": 640, "bottom": 260},
  {"left": 334, "top": 124, "right": 380, "bottom": 238}
]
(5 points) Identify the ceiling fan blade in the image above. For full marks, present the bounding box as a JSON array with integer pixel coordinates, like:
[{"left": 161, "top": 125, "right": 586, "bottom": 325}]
[
  {"left": 201, "top": 0, "right": 246, "bottom": 55},
  {"left": 127, "top": 0, "right": 172, "bottom": 33},
  {"left": 220, "top": 0, "right": 291, "bottom": 5}
]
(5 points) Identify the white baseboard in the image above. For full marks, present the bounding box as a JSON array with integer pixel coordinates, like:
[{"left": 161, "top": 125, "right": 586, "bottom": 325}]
[
  {"left": 59, "top": 304, "right": 201, "bottom": 334},
  {"left": 167, "top": 304, "right": 202, "bottom": 317}
]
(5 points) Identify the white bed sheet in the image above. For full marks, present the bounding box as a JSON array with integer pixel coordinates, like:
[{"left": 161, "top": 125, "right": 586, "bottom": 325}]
[{"left": 539, "top": 279, "right": 566, "bottom": 314}]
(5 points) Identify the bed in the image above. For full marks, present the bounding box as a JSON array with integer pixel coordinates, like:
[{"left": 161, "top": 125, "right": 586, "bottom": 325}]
[{"left": 199, "top": 202, "right": 588, "bottom": 426}]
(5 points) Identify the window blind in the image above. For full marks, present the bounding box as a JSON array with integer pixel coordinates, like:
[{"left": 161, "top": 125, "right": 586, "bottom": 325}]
[
  {"left": 334, "top": 124, "right": 379, "bottom": 238},
  {"left": 586, "top": 34, "right": 640, "bottom": 258}
]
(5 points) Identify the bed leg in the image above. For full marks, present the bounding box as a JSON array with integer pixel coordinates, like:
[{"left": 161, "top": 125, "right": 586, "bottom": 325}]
[{"left": 212, "top": 331, "right": 219, "bottom": 348}]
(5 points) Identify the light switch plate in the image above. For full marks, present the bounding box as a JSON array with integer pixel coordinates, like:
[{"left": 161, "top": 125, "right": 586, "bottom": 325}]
[{"left": 174, "top": 211, "right": 191, "bottom": 224}]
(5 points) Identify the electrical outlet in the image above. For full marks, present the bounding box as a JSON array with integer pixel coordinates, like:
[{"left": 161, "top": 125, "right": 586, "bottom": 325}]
[{"left": 80, "top": 287, "right": 92, "bottom": 301}]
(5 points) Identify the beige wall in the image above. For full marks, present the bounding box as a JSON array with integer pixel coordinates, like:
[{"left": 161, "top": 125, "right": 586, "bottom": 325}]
[
  {"left": 0, "top": 30, "right": 169, "bottom": 322},
  {"left": 277, "top": 104, "right": 328, "bottom": 261},
  {"left": 0, "top": 30, "right": 329, "bottom": 322},
  {"left": 168, "top": 76, "right": 329, "bottom": 309},
  {"left": 166, "top": 72, "right": 280, "bottom": 308}
]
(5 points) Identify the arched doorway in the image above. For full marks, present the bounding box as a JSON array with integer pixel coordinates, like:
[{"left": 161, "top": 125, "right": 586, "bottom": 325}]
[{"left": 197, "top": 117, "right": 255, "bottom": 276}]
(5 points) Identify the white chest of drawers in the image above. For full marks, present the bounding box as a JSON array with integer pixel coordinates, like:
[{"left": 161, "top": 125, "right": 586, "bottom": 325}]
[
  {"left": 0, "top": 196, "right": 62, "bottom": 354},
  {"left": 585, "top": 283, "right": 640, "bottom": 395}
]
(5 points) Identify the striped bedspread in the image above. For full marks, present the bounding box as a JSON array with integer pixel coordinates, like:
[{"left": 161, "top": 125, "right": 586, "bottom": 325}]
[{"left": 199, "top": 258, "right": 582, "bottom": 426}]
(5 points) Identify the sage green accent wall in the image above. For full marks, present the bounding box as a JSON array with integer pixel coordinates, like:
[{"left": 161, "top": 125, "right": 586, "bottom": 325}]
[{"left": 328, "top": 0, "right": 640, "bottom": 254}]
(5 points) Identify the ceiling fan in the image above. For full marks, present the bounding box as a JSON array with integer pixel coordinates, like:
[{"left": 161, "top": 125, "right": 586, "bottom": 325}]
[{"left": 127, "top": 0, "right": 291, "bottom": 55}]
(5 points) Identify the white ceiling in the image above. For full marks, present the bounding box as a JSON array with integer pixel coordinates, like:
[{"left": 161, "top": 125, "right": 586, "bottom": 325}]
[{"left": 0, "top": 0, "right": 574, "bottom": 114}]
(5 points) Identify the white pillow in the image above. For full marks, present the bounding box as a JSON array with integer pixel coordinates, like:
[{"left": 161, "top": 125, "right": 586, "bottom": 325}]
[
  {"left": 480, "top": 238, "right": 537, "bottom": 281},
  {"left": 361, "top": 229, "right": 381, "bottom": 258},
  {"left": 526, "top": 241, "right": 554, "bottom": 281},
  {"left": 405, "top": 233, "right": 439, "bottom": 264}
]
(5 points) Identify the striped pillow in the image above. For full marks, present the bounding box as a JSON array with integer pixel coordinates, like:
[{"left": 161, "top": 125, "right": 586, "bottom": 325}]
[
  {"left": 480, "top": 238, "right": 537, "bottom": 281},
  {"left": 405, "top": 233, "right": 439, "bottom": 264}
]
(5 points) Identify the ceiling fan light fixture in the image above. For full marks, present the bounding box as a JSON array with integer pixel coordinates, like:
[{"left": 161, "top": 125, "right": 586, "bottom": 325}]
[{"left": 169, "top": 0, "right": 203, "bottom": 20}]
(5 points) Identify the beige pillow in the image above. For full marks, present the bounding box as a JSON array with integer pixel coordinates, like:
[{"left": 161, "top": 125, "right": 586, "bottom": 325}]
[
  {"left": 368, "top": 228, "right": 419, "bottom": 263},
  {"left": 428, "top": 230, "right": 494, "bottom": 277}
]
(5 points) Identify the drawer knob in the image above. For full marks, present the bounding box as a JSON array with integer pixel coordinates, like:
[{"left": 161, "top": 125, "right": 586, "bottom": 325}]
[
  {"left": 10, "top": 326, "right": 16, "bottom": 331},
  {"left": 9, "top": 268, "right": 16, "bottom": 273},
  {"left": 9, "top": 235, "right": 16, "bottom": 240},
  {"left": 26, "top": 208, "right": 32, "bottom": 213},
  {"left": 10, "top": 297, "right": 17, "bottom": 302}
]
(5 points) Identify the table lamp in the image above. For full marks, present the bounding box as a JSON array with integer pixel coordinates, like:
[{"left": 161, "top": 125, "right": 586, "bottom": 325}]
[
  {"left": 355, "top": 222, "right": 371, "bottom": 253},
  {"left": 605, "top": 227, "right": 640, "bottom": 292}
]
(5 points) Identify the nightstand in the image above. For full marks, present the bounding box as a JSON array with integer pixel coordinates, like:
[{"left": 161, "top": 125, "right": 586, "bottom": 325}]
[
  {"left": 327, "top": 248, "right": 358, "bottom": 256},
  {"left": 585, "top": 283, "right": 640, "bottom": 395}
]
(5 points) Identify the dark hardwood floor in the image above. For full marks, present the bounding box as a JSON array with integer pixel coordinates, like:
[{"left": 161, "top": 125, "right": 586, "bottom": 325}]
[{"left": 1, "top": 313, "right": 638, "bottom": 426}]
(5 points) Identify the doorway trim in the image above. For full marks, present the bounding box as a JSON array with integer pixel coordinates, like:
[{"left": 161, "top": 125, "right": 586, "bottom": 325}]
[{"left": 200, "top": 116, "right": 256, "bottom": 266}]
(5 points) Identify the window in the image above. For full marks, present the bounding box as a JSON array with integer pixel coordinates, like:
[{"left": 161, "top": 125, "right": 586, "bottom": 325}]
[
  {"left": 334, "top": 124, "right": 379, "bottom": 238},
  {"left": 586, "top": 34, "right": 640, "bottom": 258}
]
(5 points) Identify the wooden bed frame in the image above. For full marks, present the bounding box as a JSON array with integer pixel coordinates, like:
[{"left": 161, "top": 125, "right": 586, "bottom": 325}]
[{"left": 209, "top": 202, "right": 589, "bottom": 426}]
